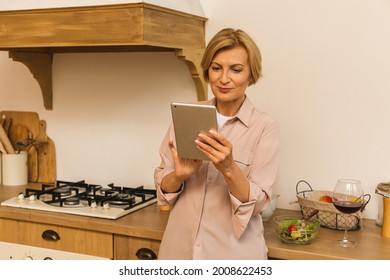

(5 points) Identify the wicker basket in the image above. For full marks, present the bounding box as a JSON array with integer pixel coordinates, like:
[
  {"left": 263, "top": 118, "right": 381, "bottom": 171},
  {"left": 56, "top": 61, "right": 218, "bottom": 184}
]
[{"left": 296, "top": 180, "right": 370, "bottom": 231}]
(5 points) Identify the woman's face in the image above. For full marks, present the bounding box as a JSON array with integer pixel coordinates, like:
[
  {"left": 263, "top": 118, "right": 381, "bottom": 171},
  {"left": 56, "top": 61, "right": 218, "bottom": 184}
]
[{"left": 208, "top": 45, "right": 251, "bottom": 116}]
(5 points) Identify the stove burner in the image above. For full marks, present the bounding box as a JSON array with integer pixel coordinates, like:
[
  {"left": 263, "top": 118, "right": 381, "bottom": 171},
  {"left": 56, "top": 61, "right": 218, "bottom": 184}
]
[
  {"left": 87, "top": 185, "right": 103, "bottom": 196},
  {"left": 64, "top": 197, "right": 80, "bottom": 206},
  {"left": 117, "top": 193, "right": 131, "bottom": 199},
  {"left": 54, "top": 187, "right": 72, "bottom": 197},
  {"left": 108, "top": 193, "right": 136, "bottom": 207}
]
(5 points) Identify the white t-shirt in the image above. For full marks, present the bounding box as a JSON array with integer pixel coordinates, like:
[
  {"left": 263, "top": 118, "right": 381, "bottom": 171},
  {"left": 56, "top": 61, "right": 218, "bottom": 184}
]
[{"left": 217, "top": 111, "right": 234, "bottom": 130}]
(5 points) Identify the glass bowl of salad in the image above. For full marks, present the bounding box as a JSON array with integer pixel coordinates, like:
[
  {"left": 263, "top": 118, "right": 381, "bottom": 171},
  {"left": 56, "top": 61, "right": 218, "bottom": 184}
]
[{"left": 273, "top": 215, "right": 321, "bottom": 244}]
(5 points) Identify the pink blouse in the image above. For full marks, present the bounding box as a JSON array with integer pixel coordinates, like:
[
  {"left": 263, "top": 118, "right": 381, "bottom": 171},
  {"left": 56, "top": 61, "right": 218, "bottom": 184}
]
[{"left": 154, "top": 96, "right": 280, "bottom": 259}]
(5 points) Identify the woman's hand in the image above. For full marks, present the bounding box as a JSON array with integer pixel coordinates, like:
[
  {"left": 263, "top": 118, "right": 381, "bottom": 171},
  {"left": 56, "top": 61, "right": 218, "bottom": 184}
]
[
  {"left": 196, "top": 130, "right": 250, "bottom": 202},
  {"left": 160, "top": 140, "right": 202, "bottom": 193},
  {"left": 195, "top": 130, "right": 234, "bottom": 175},
  {"left": 169, "top": 140, "right": 202, "bottom": 179}
]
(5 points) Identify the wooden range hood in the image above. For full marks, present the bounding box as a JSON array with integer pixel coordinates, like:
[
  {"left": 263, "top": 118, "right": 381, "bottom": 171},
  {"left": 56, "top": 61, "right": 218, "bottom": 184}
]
[{"left": 0, "top": 3, "right": 207, "bottom": 110}]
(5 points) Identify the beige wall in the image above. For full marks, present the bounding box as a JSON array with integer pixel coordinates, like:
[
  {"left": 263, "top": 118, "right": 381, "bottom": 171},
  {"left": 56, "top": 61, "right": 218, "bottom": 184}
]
[
  {"left": 1, "top": 0, "right": 389, "bottom": 220},
  {"left": 0, "top": 0, "right": 205, "bottom": 16}
]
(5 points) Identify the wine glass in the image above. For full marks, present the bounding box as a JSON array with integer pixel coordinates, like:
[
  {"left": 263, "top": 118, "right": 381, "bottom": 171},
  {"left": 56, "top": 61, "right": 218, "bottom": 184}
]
[{"left": 332, "top": 179, "right": 364, "bottom": 248}]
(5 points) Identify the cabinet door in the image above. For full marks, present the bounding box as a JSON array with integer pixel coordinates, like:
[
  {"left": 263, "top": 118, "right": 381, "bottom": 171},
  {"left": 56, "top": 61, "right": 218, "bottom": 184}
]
[
  {"left": 0, "top": 218, "right": 113, "bottom": 258},
  {"left": 114, "top": 235, "right": 160, "bottom": 260}
]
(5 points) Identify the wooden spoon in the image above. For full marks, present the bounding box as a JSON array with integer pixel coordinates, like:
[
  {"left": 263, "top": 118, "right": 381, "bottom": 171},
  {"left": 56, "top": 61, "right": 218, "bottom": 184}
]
[
  {"left": 0, "top": 139, "right": 7, "bottom": 154},
  {"left": 0, "top": 123, "right": 15, "bottom": 154}
]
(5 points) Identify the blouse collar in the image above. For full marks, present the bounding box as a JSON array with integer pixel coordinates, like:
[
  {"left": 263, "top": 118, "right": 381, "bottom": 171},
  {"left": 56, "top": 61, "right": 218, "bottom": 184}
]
[{"left": 206, "top": 95, "right": 254, "bottom": 128}]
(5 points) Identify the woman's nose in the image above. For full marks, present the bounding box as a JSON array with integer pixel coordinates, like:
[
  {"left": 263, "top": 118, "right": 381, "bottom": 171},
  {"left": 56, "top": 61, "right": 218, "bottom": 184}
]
[{"left": 220, "top": 71, "right": 231, "bottom": 84}]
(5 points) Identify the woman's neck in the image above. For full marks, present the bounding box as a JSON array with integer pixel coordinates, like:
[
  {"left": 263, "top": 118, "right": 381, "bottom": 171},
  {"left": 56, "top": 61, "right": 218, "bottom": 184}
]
[{"left": 216, "top": 95, "right": 246, "bottom": 116}]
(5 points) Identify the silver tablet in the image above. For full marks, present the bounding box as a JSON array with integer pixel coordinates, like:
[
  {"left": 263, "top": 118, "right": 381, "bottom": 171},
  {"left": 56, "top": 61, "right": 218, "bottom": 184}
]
[{"left": 171, "top": 102, "right": 218, "bottom": 161}]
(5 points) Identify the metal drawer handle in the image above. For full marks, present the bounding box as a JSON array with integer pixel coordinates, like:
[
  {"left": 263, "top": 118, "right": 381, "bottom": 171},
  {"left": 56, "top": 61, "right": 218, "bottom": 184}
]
[
  {"left": 135, "top": 248, "right": 157, "bottom": 260},
  {"left": 41, "top": 230, "right": 61, "bottom": 241}
]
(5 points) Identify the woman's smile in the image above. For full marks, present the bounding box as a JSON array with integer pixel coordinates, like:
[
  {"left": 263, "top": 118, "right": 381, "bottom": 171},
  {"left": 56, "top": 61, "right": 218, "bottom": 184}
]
[{"left": 217, "top": 86, "right": 232, "bottom": 94}]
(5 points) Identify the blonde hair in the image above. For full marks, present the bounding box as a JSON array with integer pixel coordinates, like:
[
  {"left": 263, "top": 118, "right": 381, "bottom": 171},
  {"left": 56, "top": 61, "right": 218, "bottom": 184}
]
[{"left": 201, "top": 28, "right": 262, "bottom": 86}]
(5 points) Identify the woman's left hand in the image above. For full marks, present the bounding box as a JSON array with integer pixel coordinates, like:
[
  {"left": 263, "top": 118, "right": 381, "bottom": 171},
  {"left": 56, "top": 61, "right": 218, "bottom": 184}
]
[
  {"left": 197, "top": 129, "right": 250, "bottom": 202},
  {"left": 195, "top": 130, "right": 234, "bottom": 174}
]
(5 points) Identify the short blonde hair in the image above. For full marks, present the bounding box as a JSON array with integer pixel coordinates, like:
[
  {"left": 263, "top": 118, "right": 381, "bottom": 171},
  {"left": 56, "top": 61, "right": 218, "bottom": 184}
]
[{"left": 201, "top": 28, "right": 262, "bottom": 86}]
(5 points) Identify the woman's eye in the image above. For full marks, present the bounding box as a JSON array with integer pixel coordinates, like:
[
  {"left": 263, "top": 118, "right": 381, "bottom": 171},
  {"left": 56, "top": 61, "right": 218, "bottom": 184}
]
[
  {"left": 232, "top": 68, "right": 243, "bottom": 73},
  {"left": 211, "top": 66, "right": 221, "bottom": 71}
]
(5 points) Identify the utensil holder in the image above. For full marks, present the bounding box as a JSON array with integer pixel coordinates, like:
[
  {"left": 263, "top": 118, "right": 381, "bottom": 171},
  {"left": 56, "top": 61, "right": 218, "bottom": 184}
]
[{"left": 1, "top": 151, "right": 28, "bottom": 186}]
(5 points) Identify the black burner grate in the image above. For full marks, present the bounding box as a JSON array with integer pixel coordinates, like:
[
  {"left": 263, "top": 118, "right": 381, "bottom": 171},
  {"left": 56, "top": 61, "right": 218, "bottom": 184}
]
[{"left": 23, "top": 180, "right": 157, "bottom": 209}]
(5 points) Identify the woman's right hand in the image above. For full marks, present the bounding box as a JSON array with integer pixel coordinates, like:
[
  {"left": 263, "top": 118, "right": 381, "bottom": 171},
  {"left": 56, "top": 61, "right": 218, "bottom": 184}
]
[
  {"left": 169, "top": 140, "right": 202, "bottom": 180},
  {"left": 160, "top": 140, "right": 202, "bottom": 193}
]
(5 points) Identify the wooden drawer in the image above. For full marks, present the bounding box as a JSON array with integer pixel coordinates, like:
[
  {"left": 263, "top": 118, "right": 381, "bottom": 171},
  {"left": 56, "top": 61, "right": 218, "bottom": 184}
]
[
  {"left": 0, "top": 218, "right": 113, "bottom": 259},
  {"left": 114, "top": 235, "right": 160, "bottom": 260}
]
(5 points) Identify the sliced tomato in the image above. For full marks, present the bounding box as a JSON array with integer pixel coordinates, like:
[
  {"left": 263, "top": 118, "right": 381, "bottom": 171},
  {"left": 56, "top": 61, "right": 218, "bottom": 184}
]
[{"left": 288, "top": 224, "right": 297, "bottom": 232}]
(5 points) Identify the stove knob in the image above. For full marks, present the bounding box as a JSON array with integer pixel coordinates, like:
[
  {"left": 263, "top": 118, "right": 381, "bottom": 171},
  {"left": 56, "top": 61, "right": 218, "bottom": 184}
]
[
  {"left": 103, "top": 203, "right": 110, "bottom": 210},
  {"left": 29, "top": 195, "right": 36, "bottom": 201},
  {"left": 24, "top": 256, "right": 33, "bottom": 260},
  {"left": 18, "top": 193, "right": 24, "bottom": 200},
  {"left": 91, "top": 201, "right": 97, "bottom": 208}
]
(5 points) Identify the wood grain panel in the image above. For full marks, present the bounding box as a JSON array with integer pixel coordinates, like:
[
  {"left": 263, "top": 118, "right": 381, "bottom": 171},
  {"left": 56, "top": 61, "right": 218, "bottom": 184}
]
[
  {"left": 143, "top": 7, "right": 205, "bottom": 48},
  {"left": 114, "top": 235, "right": 160, "bottom": 260},
  {"left": 0, "top": 5, "right": 144, "bottom": 47},
  {"left": 0, "top": 218, "right": 113, "bottom": 258},
  {"left": 0, "top": 4, "right": 205, "bottom": 49}
]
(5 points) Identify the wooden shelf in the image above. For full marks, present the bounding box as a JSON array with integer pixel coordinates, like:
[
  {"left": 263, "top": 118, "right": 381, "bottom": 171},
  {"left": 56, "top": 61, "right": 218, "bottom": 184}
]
[{"left": 0, "top": 3, "right": 207, "bottom": 110}]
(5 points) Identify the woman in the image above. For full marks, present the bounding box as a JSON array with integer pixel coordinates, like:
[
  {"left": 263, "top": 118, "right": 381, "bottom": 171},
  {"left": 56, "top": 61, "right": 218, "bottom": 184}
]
[{"left": 154, "top": 28, "right": 280, "bottom": 259}]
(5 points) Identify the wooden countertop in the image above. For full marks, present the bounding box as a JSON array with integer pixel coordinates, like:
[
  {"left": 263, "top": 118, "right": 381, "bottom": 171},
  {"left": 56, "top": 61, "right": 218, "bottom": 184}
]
[
  {"left": 265, "top": 208, "right": 390, "bottom": 260},
  {"left": 1, "top": 184, "right": 389, "bottom": 259}
]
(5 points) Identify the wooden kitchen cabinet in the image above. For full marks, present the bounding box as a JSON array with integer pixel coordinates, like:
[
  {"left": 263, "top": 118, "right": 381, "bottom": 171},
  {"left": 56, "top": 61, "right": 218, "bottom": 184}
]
[
  {"left": 0, "top": 217, "right": 114, "bottom": 259},
  {"left": 114, "top": 235, "right": 160, "bottom": 260},
  {"left": 0, "top": 217, "right": 163, "bottom": 260}
]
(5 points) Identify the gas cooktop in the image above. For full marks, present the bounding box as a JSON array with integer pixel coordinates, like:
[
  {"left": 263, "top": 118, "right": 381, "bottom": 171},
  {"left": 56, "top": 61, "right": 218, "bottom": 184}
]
[{"left": 0, "top": 180, "right": 157, "bottom": 219}]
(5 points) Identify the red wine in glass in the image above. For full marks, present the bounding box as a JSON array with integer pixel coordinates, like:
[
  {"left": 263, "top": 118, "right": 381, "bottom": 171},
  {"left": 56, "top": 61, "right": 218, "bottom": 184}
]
[
  {"left": 332, "top": 179, "right": 364, "bottom": 248},
  {"left": 333, "top": 201, "right": 362, "bottom": 214}
]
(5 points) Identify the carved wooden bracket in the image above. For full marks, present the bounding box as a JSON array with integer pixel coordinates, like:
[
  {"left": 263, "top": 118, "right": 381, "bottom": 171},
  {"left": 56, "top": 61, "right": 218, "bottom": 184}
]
[
  {"left": 8, "top": 49, "right": 207, "bottom": 110},
  {"left": 175, "top": 49, "right": 208, "bottom": 101},
  {"left": 9, "top": 51, "right": 53, "bottom": 110}
]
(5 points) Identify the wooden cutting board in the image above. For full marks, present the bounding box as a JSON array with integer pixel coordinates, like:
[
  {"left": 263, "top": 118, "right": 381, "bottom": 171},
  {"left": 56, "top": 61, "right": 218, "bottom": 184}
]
[{"left": 0, "top": 111, "right": 56, "bottom": 183}]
